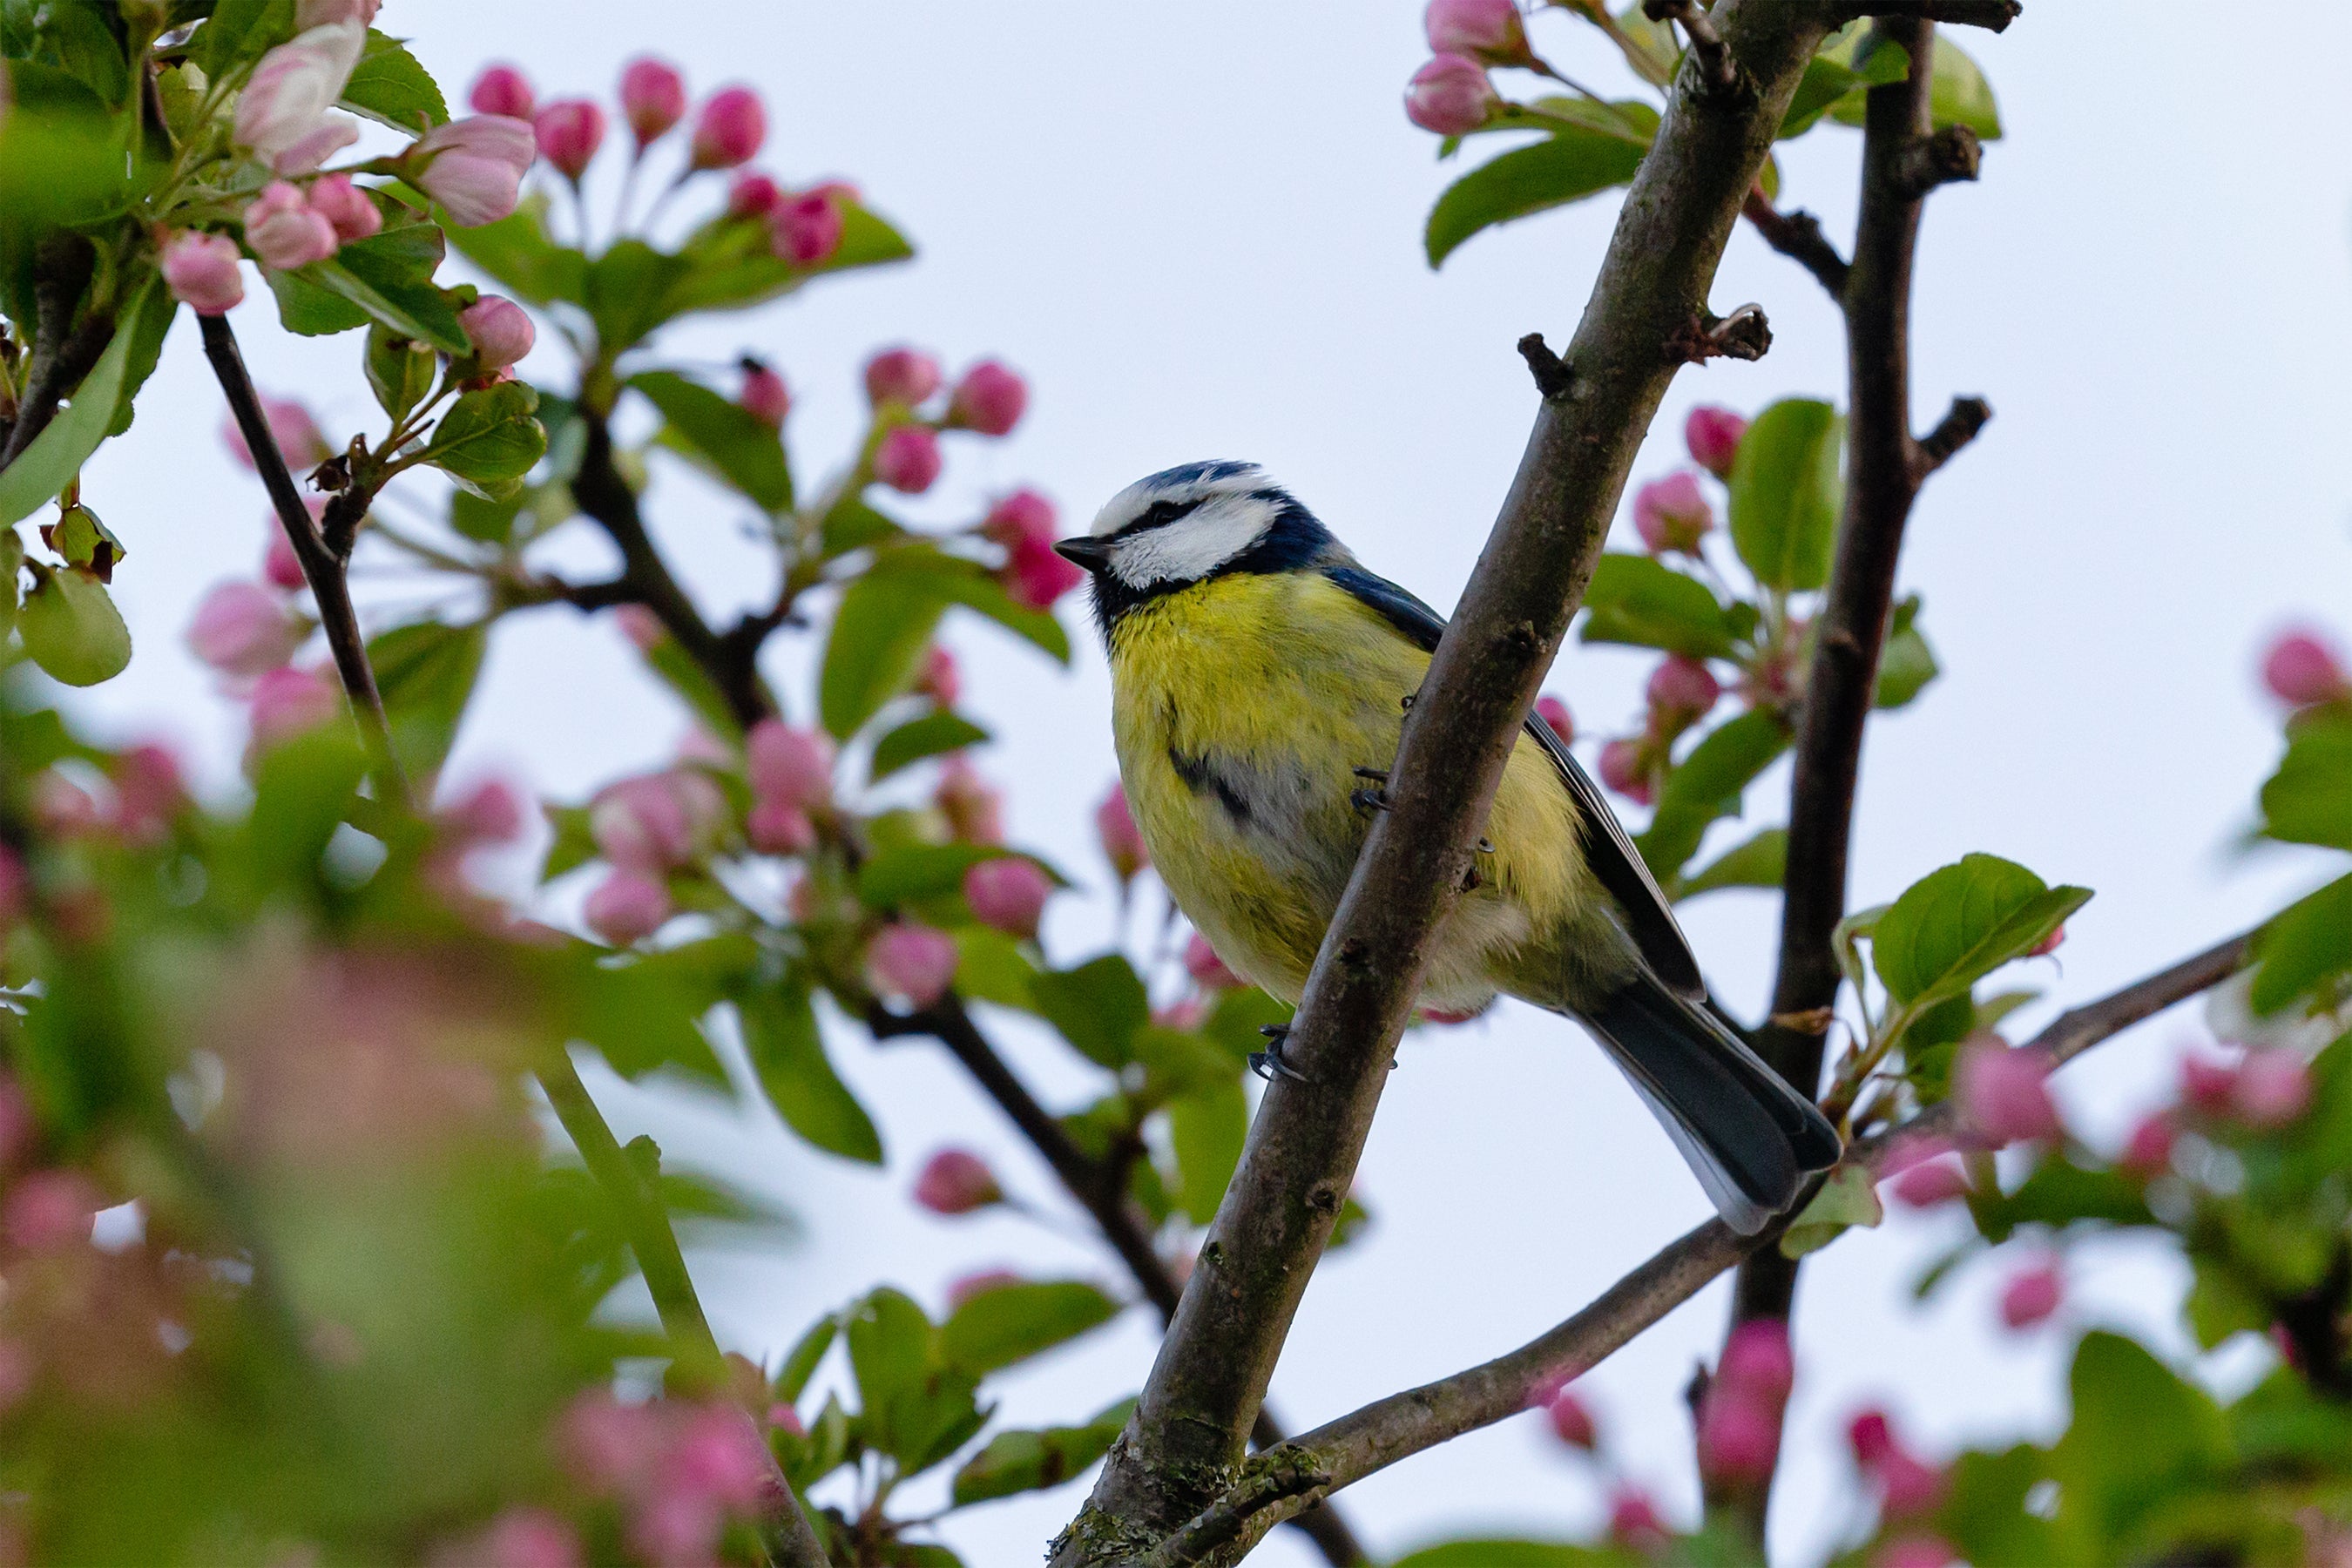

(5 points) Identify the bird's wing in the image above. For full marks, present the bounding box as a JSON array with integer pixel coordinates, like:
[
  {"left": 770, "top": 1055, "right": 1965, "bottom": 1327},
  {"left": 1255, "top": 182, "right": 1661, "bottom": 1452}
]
[{"left": 1323, "top": 565, "right": 1706, "bottom": 1000}]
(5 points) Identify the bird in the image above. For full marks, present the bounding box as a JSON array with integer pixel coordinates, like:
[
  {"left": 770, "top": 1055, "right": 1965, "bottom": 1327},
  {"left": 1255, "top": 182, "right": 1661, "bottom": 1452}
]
[{"left": 1052, "top": 461, "right": 1841, "bottom": 1234}]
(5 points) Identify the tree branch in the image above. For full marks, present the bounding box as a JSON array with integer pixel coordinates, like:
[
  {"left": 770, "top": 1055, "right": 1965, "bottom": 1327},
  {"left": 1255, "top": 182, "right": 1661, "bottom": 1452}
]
[
  {"left": 199, "top": 314, "right": 409, "bottom": 807},
  {"left": 0, "top": 235, "right": 110, "bottom": 471},
  {"left": 1051, "top": 6, "right": 1846, "bottom": 1560},
  {"left": 1740, "top": 189, "right": 1851, "bottom": 299},
  {"left": 1915, "top": 394, "right": 1992, "bottom": 476},
  {"left": 1833, "top": 0, "right": 2023, "bottom": 29},
  {"left": 1643, "top": 0, "right": 1735, "bottom": 92},
  {"left": 1143, "top": 929, "right": 2251, "bottom": 1565}
]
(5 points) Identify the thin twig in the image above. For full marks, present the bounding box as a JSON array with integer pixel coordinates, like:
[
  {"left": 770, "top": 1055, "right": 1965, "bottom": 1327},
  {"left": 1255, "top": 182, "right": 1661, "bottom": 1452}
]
[
  {"left": 1643, "top": 0, "right": 1736, "bottom": 91},
  {"left": 1143, "top": 930, "right": 2251, "bottom": 1565},
  {"left": 1050, "top": 5, "right": 1848, "bottom": 1560},
  {"left": 1833, "top": 0, "right": 2024, "bottom": 29},
  {"left": 1740, "top": 188, "right": 1851, "bottom": 299},
  {"left": 1915, "top": 394, "right": 1992, "bottom": 476}
]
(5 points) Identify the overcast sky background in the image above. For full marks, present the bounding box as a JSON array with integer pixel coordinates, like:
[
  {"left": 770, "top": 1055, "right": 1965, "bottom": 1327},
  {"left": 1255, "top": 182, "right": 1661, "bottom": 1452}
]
[{"left": 41, "top": 3, "right": 2352, "bottom": 1562}]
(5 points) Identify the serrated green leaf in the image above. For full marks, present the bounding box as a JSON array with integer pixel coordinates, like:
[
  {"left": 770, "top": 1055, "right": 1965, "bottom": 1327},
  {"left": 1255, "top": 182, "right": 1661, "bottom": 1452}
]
[
  {"left": 940, "top": 1280, "right": 1120, "bottom": 1375},
  {"left": 1871, "top": 853, "right": 2092, "bottom": 1011},
  {"left": 425, "top": 382, "right": 547, "bottom": 485},
  {"left": 630, "top": 369, "right": 792, "bottom": 512},
  {"left": 1578, "top": 552, "right": 1737, "bottom": 659},
  {"left": 1425, "top": 129, "right": 1648, "bottom": 268},
  {"left": 739, "top": 977, "right": 882, "bottom": 1165},
  {"left": 1030, "top": 955, "right": 1149, "bottom": 1070},
  {"left": 1728, "top": 398, "right": 1844, "bottom": 591},
  {"left": 1635, "top": 709, "right": 1790, "bottom": 880},
  {"left": 869, "top": 713, "right": 989, "bottom": 783},
  {"left": 340, "top": 28, "right": 446, "bottom": 133}
]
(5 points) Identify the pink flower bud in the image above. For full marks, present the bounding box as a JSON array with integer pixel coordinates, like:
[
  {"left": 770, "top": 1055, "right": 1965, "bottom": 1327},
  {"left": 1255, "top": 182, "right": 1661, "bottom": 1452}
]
[
  {"left": 1686, "top": 406, "right": 1748, "bottom": 478},
  {"left": 689, "top": 86, "right": 765, "bottom": 171},
  {"left": 462, "top": 1509, "right": 581, "bottom": 1568},
  {"left": 747, "top": 798, "right": 816, "bottom": 856},
  {"left": 1097, "top": 784, "right": 1148, "bottom": 881},
  {"left": 294, "top": 0, "right": 377, "bottom": 25},
  {"left": 947, "top": 361, "right": 1027, "bottom": 436},
  {"left": 745, "top": 719, "right": 835, "bottom": 812},
  {"left": 2182, "top": 1051, "right": 2239, "bottom": 1115},
  {"left": 443, "top": 778, "right": 526, "bottom": 845},
  {"left": 1719, "top": 1318, "right": 1794, "bottom": 1407},
  {"left": 560, "top": 1390, "right": 664, "bottom": 1496},
  {"left": 264, "top": 524, "right": 306, "bottom": 590},
  {"left": 915, "top": 645, "right": 961, "bottom": 706},
  {"left": 769, "top": 190, "right": 844, "bottom": 267},
  {"left": 305, "top": 172, "right": 381, "bottom": 242},
  {"left": 727, "top": 171, "right": 781, "bottom": 219},
  {"left": 161, "top": 231, "right": 246, "bottom": 315},
  {"left": 874, "top": 425, "right": 943, "bottom": 493},
  {"left": 912, "top": 1148, "right": 1002, "bottom": 1214},
  {"left": 1633, "top": 471, "right": 1714, "bottom": 554},
  {"left": 1999, "top": 1257, "right": 2064, "bottom": 1329},
  {"left": 591, "top": 773, "right": 723, "bottom": 871},
  {"left": 1004, "top": 537, "right": 1086, "bottom": 611},
  {"left": 1154, "top": 998, "right": 1210, "bottom": 1031},
  {"left": 1646, "top": 653, "right": 1721, "bottom": 719},
  {"left": 110, "top": 744, "right": 186, "bottom": 845},
  {"left": 619, "top": 57, "right": 687, "bottom": 145},
  {"left": 868, "top": 922, "right": 960, "bottom": 1009},
  {"left": 188, "top": 581, "right": 307, "bottom": 678},
  {"left": 412, "top": 115, "right": 537, "bottom": 226},
  {"left": 2232, "top": 1048, "right": 2314, "bottom": 1128},
  {"left": 1535, "top": 694, "right": 1574, "bottom": 746},
  {"left": 767, "top": 1401, "right": 805, "bottom": 1435},
  {"left": 934, "top": 756, "right": 1004, "bottom": 845},
  {"left": 1954, "top": 1037, "right": 2062, "bottom": 1146},
  {"left": 30, "top": 773, "right": 99, "bottom": 840},
  {"left": 584, "top": 868, "right": 672, "bottom": 945},
  {"left": 467, "top": 64, "right": 536, "bottom": 122},
  {"left": 458, "top": 294, "right": 535, "bottom": 371},
  {"left": 0, "top": 848, "right": 25, "bottom": 931},
  {"left": 4, "top": 1169, "right": 99, "bottom": 1252},
  {"left": 865, "top": 348, "right": 943, "bottom": 409},
  {"left": 739, "top": 362, "right": 790, "bottom": 427},
  {"left": 243, "top": 179, "right": 340, "bottom": 269},
  {"left": 1544, "top": 1387, "right": 1597, "bottom": 1450},
  {"left": 248, "top": 665, "right": 340, "bottom": 747},
  {"left": 1848, "top": 1407, "right": 1895, "bottom": 1467},
  {"left": 2263, "top": 629, "right": 2349, "bottom": 707},
  {"left": 983, "top": 488, "right": 1058, "bottom": 551},
  {"left": 1424, "top": 0, "right": 1531, "bottom": 64},
  {"left": 613, "top": 605, "right": 665, "bottom": 652},
  {"left": 1404, "top": 54, "right": 1497, "bottom": 136},
  {"left": 2027, "top": 923, "right": 2065, "bottom": 958},
  {"left": 1880, "top": 1449, "right": 1947, "bottom": 1517},
  {"left": 533, "top": 99, "right": 604, "bottom": 182},
  {"left": 1889, "top": 1153, "right": 1970, "bottom": 1209},
  {"left": 1598, "top": 739, "right": 1652, "bottom": 806},
  {"left": 234, "top": 22, "right": 365, "bottom": 162},
  {"left": 662, "top": 1404, "right": 770, "bottom": 1512},
  {"left": 963, "top": 858, "right": 1052, "bottom": 939},
  {"left": 1695, "top": 1386, "right": 1780, "bottom": 1484},
  {"left": 1607, "top": 1487, "right": 1668, "bottom": 1551},
  {"left": 224, "top": 396, "right": 328, "bottom": 470},
  {"left": 1876, "top": 1537, "right": 1957, "bottom": 1568},
  {"left": 946, "top": 1268, "right": 1024, "bottom": 1312},
  {"left": 1184, "top": 932, "right": 1240, "bottom": 990},
  {"left": 2119, "top": 1112, "right": 2176, "bottom": 1178}
]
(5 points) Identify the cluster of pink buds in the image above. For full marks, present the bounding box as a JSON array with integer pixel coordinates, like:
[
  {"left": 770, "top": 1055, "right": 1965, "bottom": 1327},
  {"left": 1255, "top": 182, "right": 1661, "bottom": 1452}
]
[
  {"left": 558, "top": 1391, "right": 772, "bottom": 1565},
  {"left": 581, "top": 768, "right": 727, "bottom": 944},
  {"left": 1596, "top": 653, "right": 1721, "bottom": 808},
  {"left": 1403, "top": 1, "right": 1555, "bottom": 134},
  {"left": 1694, "top": 1318, "right": 1794, "bottom": 1490},
  {"left": 912, "top": 1148, "right": 1003, "bottom": 1215},
  {"left": 855, "top": 346, "right": 1037, "bottom": 518},
  {"left": 745, "top": 718, "right": 831, "bottom": 858},
  {"left": 982, "top": 489, "right": 1085, "bottom": 610},
  {"left": 2175, "top": 1044, "right": 2315, "bottom": 1132}
]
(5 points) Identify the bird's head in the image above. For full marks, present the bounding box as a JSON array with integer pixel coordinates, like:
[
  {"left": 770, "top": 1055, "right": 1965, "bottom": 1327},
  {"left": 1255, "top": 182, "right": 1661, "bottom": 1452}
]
[{"left": 1056, "top": 462, "right": 1340, "bottom": 632}]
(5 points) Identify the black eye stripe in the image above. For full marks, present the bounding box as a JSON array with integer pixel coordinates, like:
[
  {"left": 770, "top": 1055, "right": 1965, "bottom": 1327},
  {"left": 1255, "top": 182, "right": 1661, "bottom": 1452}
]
[{"left": 1108, "top": 496, "right": 1206, "bottom": 539}]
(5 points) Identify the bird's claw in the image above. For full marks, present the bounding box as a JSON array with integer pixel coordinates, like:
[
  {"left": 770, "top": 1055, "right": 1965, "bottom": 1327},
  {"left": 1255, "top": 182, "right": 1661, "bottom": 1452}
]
[{"left": 1249, "top": 1024, "right": 1311, "bottom": 1084}]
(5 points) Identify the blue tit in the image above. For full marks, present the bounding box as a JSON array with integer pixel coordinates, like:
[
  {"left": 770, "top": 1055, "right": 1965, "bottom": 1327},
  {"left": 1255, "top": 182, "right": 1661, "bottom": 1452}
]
[{"left": 1053, "top": 461, "right": 1840, "bottom": 1233}]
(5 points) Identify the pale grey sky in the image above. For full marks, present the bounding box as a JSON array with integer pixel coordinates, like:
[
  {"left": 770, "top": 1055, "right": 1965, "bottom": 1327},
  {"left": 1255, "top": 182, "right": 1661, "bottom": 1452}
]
[{"left": 51, "top": 3, "right": 2352, "bottom": 1562}]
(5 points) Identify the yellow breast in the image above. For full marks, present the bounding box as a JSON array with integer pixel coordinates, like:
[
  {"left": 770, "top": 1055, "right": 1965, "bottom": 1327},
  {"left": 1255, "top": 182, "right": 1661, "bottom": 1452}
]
[{"left": 1105, "top": 571, "right": 1603, "bottom": 1011}]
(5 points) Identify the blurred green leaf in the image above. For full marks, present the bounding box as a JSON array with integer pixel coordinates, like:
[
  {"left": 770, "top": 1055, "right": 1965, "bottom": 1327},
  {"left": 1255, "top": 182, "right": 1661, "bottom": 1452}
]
[
  {"left": 1390, "top": 1543, "right": 1637, "bottom": 1567},
  {"left": 2186, "top": 1260, "right": 2274, "bottom": 1351},
  {"left": 0, "top": 282, "right": 159, "bottom": 527},
  {"left": 847, "top": 1288, "right": 985, "bottom": 1471},
  {"left": 1424, "top": 129, "right": 1648, "bottom": 268},
  {"left": 950, "top": 1398, "right": 1132, "bottom": 1507},
  {"left": 340, "top": 28, "right": 447, "bottom": 132},
  {"left": 2259, "top": 713, "right": 2352, "bottom": 850},
  {"left": 443, "top": 198, "right": 587, "bottom": 307},
  {"left": 540, "top": 803, "right": 597, "bottom": 883},
  {"left": 2048, "top": 1333, "right": 2229, "bottom": 1549},
  {"left": 740, "top": 977, "right": 882, "bottom": 1165},
  {"left": 2247, "top": 872, "right": 2352, "bottom": 1016},
  {"left": 1635, "top": 710, "right": 1790, "bottom": 881},
  {"left": 821, "top": 571, "right": 950, "bottom": 738},
  {"left": 856, "top": 842, "right": 1017, "bottom": 909},
  {"left": 1578, "top": 553, "right": 1737, "bottom": 659},
  {"left": 774, "top": 1312, "right": 839, "bottom": 1404},
  {"left": 367, "top": 618, "right": 485, "bottom": 781},
  {"left": 1826, "top": 35, "right": 2002, "bottom": 139},
  {"left": 1780, "top": 32, "right": 1909, "bottom": 138},
  {"left": 1940, "top": 1444, "right": 2064, "bottom": 1568},
  {"left": 941, "top": 1280, "right": 1120, "bottom": 1375},
  {"left": 1780, "top": 1162, "right": 1882, "bottom": 1257},
  {"left": 1728, "top": 398, "right": 1844, "bottom": 592},
  {"left": 426, "top": 382, "right": 547, "bottom": 488},
  {"left": 1871, "top": 853, "right": 2091, "bottom": 1011},
  {"left": 199, "top": 0, "right": 298, "bottom": 74},
  {"left": 565, "top": 953, "right": 729, "bottom": 1087},
  {"left": 1969, "top": 1152, "right": 2153, "bottom": 1244},
  {"left": 584, "top": 240, "right": 693, "bottom": 355},
  {"left": 243, "top": 726, "right": 371, "bottom": 893},
  {"left": 821, "top": 497, "right": 906, "bottom": 558},
  {"left": 630, "top": 369, "right": 793, "bottom": 512},
  {"left": 1876, "top": 594, "right": 1939, "bottom": 710},
  {"left": 1030, "top": 955, "right": 1150, "bottom": 1070},
  {"left": 954, "top": 927, "right": 1039, "bottom": 1012},
  {"left": 1672, "top": 826, "right": 1787, "bottom": 901},
  {"left": 658, "top": 202, "right": 914, "bottom": 319},
  {"left": 1168, "top": 1081, "right": 1247, "bottom": 1225},
  {"left": 870, "top": 713, "right": 989, "bottom": 783}
]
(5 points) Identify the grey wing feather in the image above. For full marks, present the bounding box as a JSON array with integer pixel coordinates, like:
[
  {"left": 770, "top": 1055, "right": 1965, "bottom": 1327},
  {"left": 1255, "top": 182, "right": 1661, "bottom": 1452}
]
[{"left": 1321, "top": 564, "right": 1706, "bottom": 999}]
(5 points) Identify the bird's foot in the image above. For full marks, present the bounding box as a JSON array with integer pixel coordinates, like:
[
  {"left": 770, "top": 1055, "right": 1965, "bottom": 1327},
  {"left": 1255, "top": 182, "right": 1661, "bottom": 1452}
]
[
  {"left": 1350, "top": 767, "right": 1391, "bottom": 814},
  {"left": 1249, "top": 1024, "right": 1311, "bottom": 1084}
]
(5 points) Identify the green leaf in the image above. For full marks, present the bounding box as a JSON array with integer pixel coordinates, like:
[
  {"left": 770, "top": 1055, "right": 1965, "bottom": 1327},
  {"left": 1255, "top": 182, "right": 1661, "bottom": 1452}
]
[
  {"left": 443, "top": 198, "right": 586, "bottom": 308},
  {"left": 584, "top": 240, "right": 693, "bottom": 355},
  {"left": 1635, "top": 710, "right": 1790, "bottom": 880},
  {"left": 15, "top": 565, "right": 130, "bottom": 686},
  {"left": 1875, "top": 592, "right": 1939, "bottom": 709},
  {"left": 1779, "top": 1162, "right": 1882, "bottom": 1257},
  {"left": 1168, "top": 1081, "right": 1247, "bottom": 1225},
  {"left": 2259, "top": 713, "right": 2352, "bottom": 850},
  {"left": 1673, "top": 827, "right": 1786, "bottom": 901},
  {"left": 243, "top": 725, "right": 370, "bottom": 892},
  {"left": 425, "top": 382, "right": 547, "bottom": 487},
  {"left": 1779, "top": 34, "right": 1909, "bottom": 139},
  {"left": 566, "top": 954, "right": 730, "bottom": 1087},
  {"left": 856, "top": 843, "right": 1016, "bottom": 909},
  {"left": 449, "top": 485, "right": 524, "bottom": 545},
  {"left": 199, "top": 0, "right": 297, "bottom": 74},
  {"left": 739, "top": 977, "right": 882, "bottom": 1165},
  {"left": 950, "top": 1402, "right": 1132, "bottom": 1507},
  {"left": 2249, "top": 871, "right": 2352, "bottom": 1016},
  {"left": 774, "top": 1313, "right": 838, "bottom": 1403},
  {"left": 1727, "top": 398, "right": 1844, "bottom": 592},
  {"left": 1030, "top": 956, "right": 1150, "bottom": 1070},
  {"left": 870, "top": 713, "right": 989, "bottom": 783},
  {"left": 644, "top": 634, "right": 743, "bottom": 741},
  {"left": 366, "top": 618, "right": 485, "bottom": 781},
  {"left": 2049, "top": 1332, "right": 2229, "bottom": 1548},
  {"left": 941, "top": 1281, "right": 1120, "bottom": 1375},
  {"left": 2186, "top": 1259, "right": 2274, "bottom": 1350},
  {"left": 847, "top": 1288, "right": 985, "bottom": 1471},
  {"left": 1390, "top": 1544, "right": 1635, "bottom": 1568},
  {"left": 821, "top": 572, "right": 950, "bottom": 738},
  {"left": 630, "top": 369, "right": 793, "bottom": 512},
  {"left": 1930, "top": 37, "right": 2003, "bottom": 139},
  {"left": 365, "top": 322, "right": 440, "bottom": 423},
  {"left": 304, "top": 221, "right": 469, "bottom": 352},
  {"left": 656, "top": 203, "right": 915, "bottom": 320},
  {"left": 1424, "top": 129, "right": 1649, "bottom": 268},
  {"left": 1870, "top": 853, "right": 2092, "bottom": 1010},
  {"left": 1968, "top": 1152, "right": 2153, "bottom": 1244},
  {"left": 1577, "top": 552, "right": 1737, "bottom": 659},
  {"left": 1941, "top": 1445, "right": 2064, "bottom": 1568},
  {"left": 540, "top": 803, "right": 597, "bottom": 883},
  {"left": 821, "top": 497, "right": 905, "bottom": 558},
  {"left": 339, "top": 28, "right": 447, "bottom": 133},
  {"left": 0, "top": 282, "right": 159, "bottom": 526}
]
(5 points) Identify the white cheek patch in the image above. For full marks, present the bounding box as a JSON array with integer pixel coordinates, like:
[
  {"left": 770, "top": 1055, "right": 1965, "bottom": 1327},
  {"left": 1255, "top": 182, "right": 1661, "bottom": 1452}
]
[{"left": 1110, "top": 500, "right": 1273, "bottom": 588}]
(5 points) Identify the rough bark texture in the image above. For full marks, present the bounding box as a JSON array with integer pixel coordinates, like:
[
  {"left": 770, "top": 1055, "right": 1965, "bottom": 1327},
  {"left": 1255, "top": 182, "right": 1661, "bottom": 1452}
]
[{"left": 1051, "top": 7, "right": 1842, "bottom": 1560}]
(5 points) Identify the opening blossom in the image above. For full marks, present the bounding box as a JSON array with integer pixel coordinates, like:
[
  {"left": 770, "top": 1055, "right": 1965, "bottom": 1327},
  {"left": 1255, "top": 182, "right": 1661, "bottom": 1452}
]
[
  {"left": 1404, "top": 54, "right": 1497, "bottom": 137},
  {"left": 294, "top": 0, "right": 378, "bottom": 25},
  {"left": 620, "top": 57, "right": 688, "bottom": 146},
  {"left": 161, "top": 231, "right": 246, "bottom": 315},
  {"left": 305, "top": 173, "right": 382, "bottom": 243},
  {"left": 745, "top": 719, "right": 835, "bottom": 813},
  {"left": 1634, "top": 471, "right": 1714, "bottom": 554},
  {"left": 468, "top": 64, "right": 536, "bottom": 121},
  {"left": 409, "top": 116, "right": 537, "bottom": 226},
  {"left": 242, "top": 180, "right": 340, "bottom": 271},
  {"left": 1424, "top": 0, "right": 1532, "bottom": 65},
  {"left": 689, "top": 87, "right": 766, "bottom": 170},
  {"left": 233, "top": 22, "right": 365, "bottom": 170}
]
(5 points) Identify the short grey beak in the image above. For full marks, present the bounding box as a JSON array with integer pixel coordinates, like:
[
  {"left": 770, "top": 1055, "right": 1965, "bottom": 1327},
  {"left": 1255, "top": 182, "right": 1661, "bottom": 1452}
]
[{"left": 1053, "top": 537, "right": 1112, "bottom": 571}]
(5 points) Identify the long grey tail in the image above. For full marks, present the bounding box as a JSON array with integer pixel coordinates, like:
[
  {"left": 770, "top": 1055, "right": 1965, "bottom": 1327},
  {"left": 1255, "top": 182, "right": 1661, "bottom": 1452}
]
[{"left": 1579, "top": 975, "right": 1842, "bottom": 1235}]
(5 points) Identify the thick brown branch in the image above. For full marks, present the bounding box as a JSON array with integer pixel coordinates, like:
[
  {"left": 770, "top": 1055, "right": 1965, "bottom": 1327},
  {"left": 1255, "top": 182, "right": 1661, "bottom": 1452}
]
[
  {"left": 1146, "top": 931, "right": 2249, "bottom": 1565},
  {"left": 1740, "top": 189, "right": 1850, "bottom": 299},
  {"left": 1891, "top": 124, "right": 1984, "bottom": 199},
  {"left": 1052, "top": 6, "right": 1843, "bottom": 1560},
  {"left": 1834, "top": 0, "right": 2023, "bottom": 29},
  {"left": 199, "top": 315, "right": 409, "bottom": 806}
]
